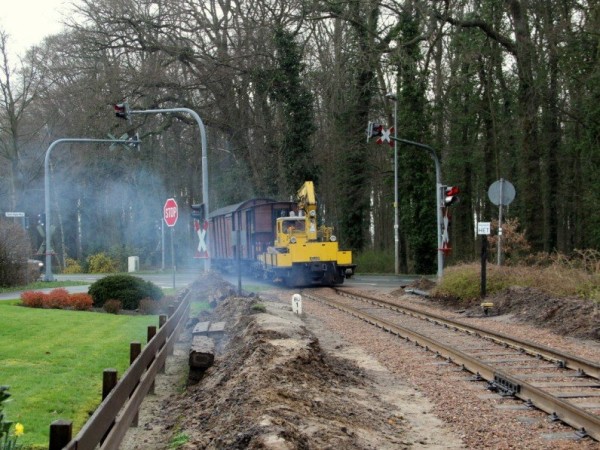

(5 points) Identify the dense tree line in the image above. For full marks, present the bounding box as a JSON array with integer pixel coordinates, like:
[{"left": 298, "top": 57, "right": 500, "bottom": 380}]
[{"left": 0, "top": 0, "right": 598, "bottom": 273}]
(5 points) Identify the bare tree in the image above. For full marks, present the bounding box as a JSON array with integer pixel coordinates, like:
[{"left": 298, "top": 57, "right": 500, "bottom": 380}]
[{"left": 0, "top": 30, "right": 46, "bottom": 211}]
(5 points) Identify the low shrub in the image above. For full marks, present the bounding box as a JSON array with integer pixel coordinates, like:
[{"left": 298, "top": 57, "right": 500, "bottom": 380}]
[
  {"left": 45, "top": 288, "right": 70, "bottom": 309},
  {"left": 20, "top": 290, "right": 46, "bottom": 308},
  {"left": 139, "top": 297, "right": 160, "bottom": 314},
  {"left": 0, "top": 220, "right": 34, "bottom": 287},
  {"left": 69, "top": 293, "right": 93, "bottom": 311},
  {"left": 88, "top": 275, "right": 163, "bottom": 310},
  {"left": 434, "top": 259, "right": 600, "bottom": 304},
  {"left": 433, "top": 263, "right": 513, "bottom": 305},
  {"left": 103, "top": 299, "right": 122, "bottom": 314},
  {"left": 486, "top": 218, "right": 531, "bottom": 263},
  {"left": 63, "top": 257, "right": 83, "bottom": 274},
  {"left": 20, "top": 289, "right": 93, "bottom": 310},
  {"left": 354, "top": 249, "right": 393, "bottom": 273},
  {"left": 87, "top": 252, "right": 119, "bottom": 273}
]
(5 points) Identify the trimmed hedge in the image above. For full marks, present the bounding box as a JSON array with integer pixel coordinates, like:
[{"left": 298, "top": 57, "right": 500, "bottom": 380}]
[
  {"left": 20, "top": 289, "right": 93, "bottom": 310},
  {"left": 88, "top": 274, "right": 163, "bottom": 310}
]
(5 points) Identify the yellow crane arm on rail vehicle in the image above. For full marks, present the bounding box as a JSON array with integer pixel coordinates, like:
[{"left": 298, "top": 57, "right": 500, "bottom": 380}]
[{"left": 296, "top": 181, "right": 318, "bottom": 240}]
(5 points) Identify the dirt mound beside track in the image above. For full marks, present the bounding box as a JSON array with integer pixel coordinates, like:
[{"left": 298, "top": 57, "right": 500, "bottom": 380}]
[
  {"left": 445, "top": 286, "right": 600, "bottom": 341},
  {"left": 175, "top": 296, "right": 416, "bottom": 449},
  {"left": 120, "top": 273, "right": 461, "bottom": 449}
]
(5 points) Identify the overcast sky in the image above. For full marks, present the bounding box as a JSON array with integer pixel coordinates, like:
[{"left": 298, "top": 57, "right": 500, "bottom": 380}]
[{"left": 0, "top": 0, "right": 73, "bottom": 58}]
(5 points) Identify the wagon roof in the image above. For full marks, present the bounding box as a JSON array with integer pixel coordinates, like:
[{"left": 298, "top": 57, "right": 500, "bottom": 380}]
[{"left": 209, "top": 198, "right": 280, "bottom": 218}]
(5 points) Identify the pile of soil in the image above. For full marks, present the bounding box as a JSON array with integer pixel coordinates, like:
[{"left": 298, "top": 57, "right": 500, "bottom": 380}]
[
  {"left": 171, "top": 296, "right": 413, "bottom": 449},
  {"left": 480, "top": 286, "right": 600, "bottom": 340},
  {"left": 419, "top": 284, "right": 600, "bottom": 342},
  {"left": 120, "top": 275, "right": 461, "bottom": 449}
]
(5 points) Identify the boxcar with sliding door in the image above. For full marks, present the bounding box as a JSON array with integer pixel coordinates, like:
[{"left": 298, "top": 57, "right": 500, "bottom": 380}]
[{"left": 208, "top": 199, "right": 295, "bottom": 274}]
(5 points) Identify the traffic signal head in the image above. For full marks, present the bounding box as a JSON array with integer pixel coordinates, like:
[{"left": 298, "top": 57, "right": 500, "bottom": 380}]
[
  {"left": 444, "top": 186, "right": 460, "bottom": 206},
  {"left": 191, "top": 203, "right": 205, "bottom": 220},
  {"left": 366, "top": 122, "right": 384, "bottom": 142},
  {"left": 114, "top": 102, "right": 130, "bottom": 120}
]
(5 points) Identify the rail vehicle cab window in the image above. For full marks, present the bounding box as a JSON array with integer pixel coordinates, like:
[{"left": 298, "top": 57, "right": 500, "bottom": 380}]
[
  {"left": 275, "top": 208, "right": 291, "bottom": 218},
  {"left": 283, "top": 218, "right": 305, "bottom": 232}
]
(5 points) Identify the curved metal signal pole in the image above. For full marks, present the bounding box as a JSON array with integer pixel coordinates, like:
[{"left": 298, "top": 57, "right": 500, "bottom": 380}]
[
  {"left": 391, "top": 137, "right": 444, "bottom": 280},
  {"left": 128, "top": 108, "right": 209, "bottom": 271},
  {"left": 44, "top": 138, "right": 139, "bottom": 281}
]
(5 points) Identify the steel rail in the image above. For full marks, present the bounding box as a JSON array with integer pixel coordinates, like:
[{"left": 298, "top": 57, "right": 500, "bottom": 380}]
[
  {"left": 305, "top": 291, "right": 600, "bottom": 441},
  {"left": 335, "top": 288, "right": 600, "bottom": 380}
]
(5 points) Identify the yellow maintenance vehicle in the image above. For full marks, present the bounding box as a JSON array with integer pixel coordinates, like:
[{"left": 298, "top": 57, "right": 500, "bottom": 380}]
[{"left": 256, "top": 181, "right": 355, "bottom": 287}]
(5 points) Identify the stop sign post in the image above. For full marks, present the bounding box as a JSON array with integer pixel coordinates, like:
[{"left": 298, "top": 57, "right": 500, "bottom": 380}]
[
  {"left": 163, "top": 198, "right": 178, "bottom": 289},
  {"left": 163, "top": 198, "right": 178, "bottom": 227}
]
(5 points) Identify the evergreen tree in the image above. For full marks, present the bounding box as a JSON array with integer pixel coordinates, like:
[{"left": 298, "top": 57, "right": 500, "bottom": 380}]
[
  {"left": 270, "top": 28, "right": 318, "bottom": 195},
  {"left": 396, "top": 10, "right": 437, "bottom": 274}
]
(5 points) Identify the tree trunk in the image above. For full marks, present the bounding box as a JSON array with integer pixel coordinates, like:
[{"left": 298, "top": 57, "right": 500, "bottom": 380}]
[{"left": 507, "top": 0, "right": 544, "bottom": 250}]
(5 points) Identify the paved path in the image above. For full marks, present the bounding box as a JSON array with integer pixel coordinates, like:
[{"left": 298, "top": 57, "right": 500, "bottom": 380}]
[
  {"left": 0, "top": 273, "right": 423, "bottom": 302},
  {"left": 0, "top": 284, "right": 90, "bottom": 301},
  {"left": 0, "top": 270, "right": 203, "bottom": 302}
]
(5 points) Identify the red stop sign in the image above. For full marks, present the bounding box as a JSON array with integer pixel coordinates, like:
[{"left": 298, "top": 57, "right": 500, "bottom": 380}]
[{"left": 163, "top": 198, "right": 178, "bottom": 227}]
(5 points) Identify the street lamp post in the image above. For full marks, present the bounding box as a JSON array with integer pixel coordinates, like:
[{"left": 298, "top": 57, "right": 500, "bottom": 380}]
[
  {"left": 385, "top": 93, "right": 399, "bottom": 275},
  {"left": 44, "top": 137, "right": 139, "bottom": 281}
]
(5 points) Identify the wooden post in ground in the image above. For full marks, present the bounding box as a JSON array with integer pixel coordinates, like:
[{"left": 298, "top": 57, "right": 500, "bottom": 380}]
[
  {"left": 102, "top": 369, "right": 118, "bottom": 400},
  {"left": 159, "top": 314, "right": 168, "bottom": 373},
  {"left": 49, "top": 419, "right": 72, "bottom": 450},
  {"left": 147, "top": 325, "right": 157, "bottom": 342},
  {"left": 130, "top": 342, "right": 142, "bottom": 427},
  {"left": 130, "top": 342, "right": 142, "bottom": 363},
  {"left": 147, "top": 326, "right": 157, "bottom": 394},
  {"left": 100, "top": 369, "right": 118, "bottom": 445}
]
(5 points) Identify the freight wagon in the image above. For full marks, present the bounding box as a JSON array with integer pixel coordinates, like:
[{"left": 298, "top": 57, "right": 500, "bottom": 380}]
[
  {"left": 208, "top": 182, "right": 355, "bottom": 287},
  {"left": 208, "top": 198, "right": 295, "bottom": 275}
]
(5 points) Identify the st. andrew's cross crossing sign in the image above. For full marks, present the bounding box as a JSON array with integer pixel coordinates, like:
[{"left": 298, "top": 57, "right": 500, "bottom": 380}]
[{"left": 163, "top": 198, "right": 179, "bottom": 227}]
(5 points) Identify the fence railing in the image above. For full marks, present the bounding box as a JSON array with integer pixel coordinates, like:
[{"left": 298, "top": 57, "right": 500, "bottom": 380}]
[{"left": 48, "top": 289, "right": 191, "bottom": 450}]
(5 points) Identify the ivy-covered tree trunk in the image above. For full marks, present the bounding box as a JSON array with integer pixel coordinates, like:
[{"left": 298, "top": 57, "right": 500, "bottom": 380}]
[
  {"left": 336, "top": 0, "right": 380, "bottom": 252},
  {"left": 508, "top": 0, "right": 544, "bottom": 251},
  {"left": 338, "top": 74, "right": 373, "bottom": 251},
  {"left": 270, "top": 28, "right": 318, "bottom": 196},
  {"left": 397, "top": 9, "right": 437, "bottom": 274}
]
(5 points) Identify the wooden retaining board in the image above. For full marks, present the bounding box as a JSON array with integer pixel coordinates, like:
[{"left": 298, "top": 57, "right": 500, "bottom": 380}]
[
  {"left": 189, "top": 336, "right": 215, "bottom": 370},
  {"left": 192, "top": 321, "right": 226, "bottom": 338}
]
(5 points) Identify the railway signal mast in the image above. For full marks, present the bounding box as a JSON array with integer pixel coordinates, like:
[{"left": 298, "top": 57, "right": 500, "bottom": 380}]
[
  {"left": 191, "top": 204, "right": 209, "bottom": 259},
  {"left": 441, "top": 186, "right": 460, "bottom": 255},
  {"left": 367, "top": 122, "right": 446, "bottom": 279}
]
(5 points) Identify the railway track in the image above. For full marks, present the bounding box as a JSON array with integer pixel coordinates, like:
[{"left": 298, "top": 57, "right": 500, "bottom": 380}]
[{"left": 303, "top": 288, "right": 600, "bottom": 442}]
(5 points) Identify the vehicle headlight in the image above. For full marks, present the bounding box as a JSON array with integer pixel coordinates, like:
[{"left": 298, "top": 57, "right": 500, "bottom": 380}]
[
  {"left": 290, "top": 237, "right": 297, "bottom": 244},
  {"left": 330, "top": 235, "right": 337, "bottom": 242}
]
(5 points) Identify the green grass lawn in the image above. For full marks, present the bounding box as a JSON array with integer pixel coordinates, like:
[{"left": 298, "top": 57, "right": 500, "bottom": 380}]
[{"left": 0, "top": 302, "right": 159, "bottom": 449}]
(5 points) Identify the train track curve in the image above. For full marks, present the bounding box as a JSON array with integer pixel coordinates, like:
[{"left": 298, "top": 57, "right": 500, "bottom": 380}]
[{"left": 302, "top": 288, "right": 600, "bottom": 442}]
